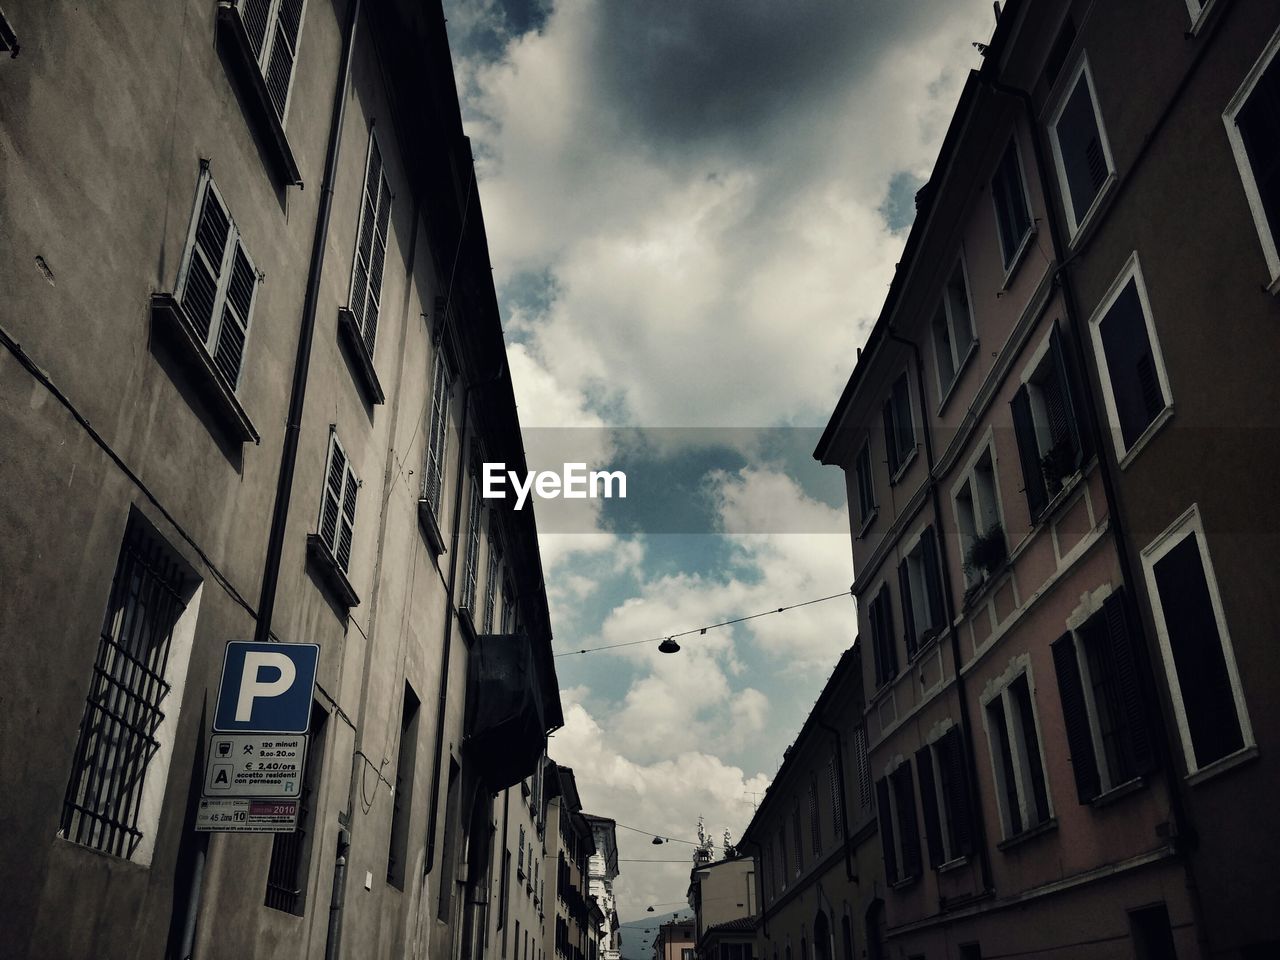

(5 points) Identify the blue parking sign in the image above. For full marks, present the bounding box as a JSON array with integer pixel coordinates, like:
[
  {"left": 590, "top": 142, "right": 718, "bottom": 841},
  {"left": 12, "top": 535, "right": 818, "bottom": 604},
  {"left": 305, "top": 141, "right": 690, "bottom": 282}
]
[{"left": 213, "top": 641, "right": 320, "bottom": 734}]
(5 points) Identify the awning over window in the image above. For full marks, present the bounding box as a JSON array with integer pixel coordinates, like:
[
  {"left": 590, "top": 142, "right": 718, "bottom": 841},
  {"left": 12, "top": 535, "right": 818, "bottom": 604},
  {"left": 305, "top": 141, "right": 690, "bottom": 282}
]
[{"left": 464, "top": 632, "right": 548, "bottom": 791}]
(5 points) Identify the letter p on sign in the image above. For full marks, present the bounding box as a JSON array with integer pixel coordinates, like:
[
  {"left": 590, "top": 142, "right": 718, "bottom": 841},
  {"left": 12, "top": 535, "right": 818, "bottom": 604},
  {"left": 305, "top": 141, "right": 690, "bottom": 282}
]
[{"left": 213, "top": 641, "right": 320, "bottom": 734}]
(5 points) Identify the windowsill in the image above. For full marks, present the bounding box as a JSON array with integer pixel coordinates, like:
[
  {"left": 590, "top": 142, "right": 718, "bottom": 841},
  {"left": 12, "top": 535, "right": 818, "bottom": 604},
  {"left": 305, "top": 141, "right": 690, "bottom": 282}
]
[
  {"left": 908, "top": 630, "right": 944, "bottom": 666},
  {"left": 1090, "top": 776, "right": 1145, "bottom": 808},
  {"left": 999, "top": 227, "right": 1038, "bottom": 292},
  {"left": 1066, "top": 173, "right": 1119, "bottom": 255},
  {"left": 337, "top": 307, "right": 386, "bottom": 405},
  {"left": 961, "top": 563, "right": 1009, "bottom": 612},
  {"left": 417, "top": 499, "right": 448, "bottom": 558},
  {"left": 936, "top": 339, "right": 979, "bottom": 416},
  {"left": 997, "top": 817, "right": 1057, "bottom": 851},
  {"left": 937, "top": 855, "right": 970, "bottom": 874},
  {"left": 458, "top": 606, "right": 478, "bottom": 644},
  {"left": 1116, "top": 404, "right": 1175, "bottom": 470},
  {"left": 305, "top": 534, "right": 361, "bottom": 609},
  {"left": 856, "top": 507, "right": 879, "bottom": 540},
  {"left": 214, "top": 2, "right": 303, "bottom": 186},
  {"left": 889, "top": 446, "right": 919, "bottom": 486},
  {"left": 1185, "top": 743, "right": 1259, "bottom": 787},
  {"left": 150, "top": 293, "right": 261, "bottom": 445},
  {"left": 890, "top": 873, "right": 920, "bottom": 891},
  {"left": 1265, "top": 270, "right": 1280, "bottom": 297},
  {"left": 1035, "top": 465, "right": 1086, "bottom": 522}
]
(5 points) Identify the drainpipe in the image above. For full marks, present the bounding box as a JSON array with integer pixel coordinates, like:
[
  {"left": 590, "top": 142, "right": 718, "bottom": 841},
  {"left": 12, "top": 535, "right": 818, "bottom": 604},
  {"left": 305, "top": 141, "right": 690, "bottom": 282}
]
[
  {"left": 178, "top": 2, "right": 361, "bottom": 956},
  {"left": 815, "top": 718, "right": 855, "bottom": 883},
  {"left": 884, "top": 329, "right": 995, "bottom": 896},
  {"left": 982, "top": 72, "right": 1210, "bottom": 954}
]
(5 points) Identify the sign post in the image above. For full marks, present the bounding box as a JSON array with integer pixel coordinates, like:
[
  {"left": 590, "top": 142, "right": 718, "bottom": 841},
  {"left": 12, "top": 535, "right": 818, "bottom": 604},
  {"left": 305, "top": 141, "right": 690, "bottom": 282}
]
[{"left": 197, "top": 641, "right": 320, "bottom": 833}]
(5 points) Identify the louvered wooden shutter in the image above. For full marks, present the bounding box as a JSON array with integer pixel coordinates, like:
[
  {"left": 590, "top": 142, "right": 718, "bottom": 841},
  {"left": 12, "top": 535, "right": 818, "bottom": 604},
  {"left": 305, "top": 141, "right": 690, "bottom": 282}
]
[
  {"left": 940, "top": 729, "right": 973, "bottom": 857},
  {"left": 337, "top": 460, "right": 357, "bottom": 572},
  {"left": 183, "top": 181, "right": 234, "bottom": 343},
  {"left": 882, "top": 400, "right": 899, "bottom": 476},
  {"left": 1051, "top": 631, "right": 1101, "bottom": 803},
  {"left": 891, "top": 765, "right": 922, "bottom": 879},
  {"left": 828, "top": 755, "right": 843, "bottom": 838},
  {"left": 914, "top": 747, "right": 943, "bottom": 868},
  {"left": 351, "top": 134, "right": 392, "bottom": 357},
  {"left": 1010, "top": 385, "right": 1048, "bottom": 518},
  {"left": 808, "top": 780, "right": 821, "bottom": 855},
  {"left": 921, "top": 526, "right": 945, "bottom": 631},
  {"left": 321, "top": 436, "right": 346, "bottom": 558},
  {"left": 215, "top": 244, "right": 255, "bottom": 387},
  {"left": 874, "top": 778, "right": 897, "bottom": 884},
  {"left": 239, "top": 0, "right": 272, "bottom": 59},
  {"left": 1101, "top": 590, "right": 1157, "bottom": 777},
  {"left": 1047, "top": 323, "right": 1083, "bottom": 469},
  {"left": 262, "top": 0, "right": 305, "bottom": 122},
  {"left": 898, "top": 559, "right": 917, "bottom": 660}
]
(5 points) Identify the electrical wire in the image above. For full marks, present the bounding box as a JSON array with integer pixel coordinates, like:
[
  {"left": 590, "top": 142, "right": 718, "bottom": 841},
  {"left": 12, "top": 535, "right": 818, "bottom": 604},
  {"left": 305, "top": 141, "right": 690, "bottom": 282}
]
[
  {"left": 554, "top": 588, "right": 854, "bottom": 658},
  {"left": 611, "top": 820, "right": 700, "bottom": 845}
]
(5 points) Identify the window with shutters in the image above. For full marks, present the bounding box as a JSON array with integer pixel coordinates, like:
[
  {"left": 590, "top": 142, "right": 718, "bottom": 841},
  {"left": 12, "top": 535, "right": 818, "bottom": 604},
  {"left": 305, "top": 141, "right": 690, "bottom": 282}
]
[
  {"left": 316, "top": 430, "right": 359, "bottom": 574},
  {"left": 991, "top": 138, "right": 1033, "bottom": 273},
  {"left": 1141, "top": 505, "right": 1253, "bottom": 776},
  {"left": 1087, "top": 254, "right": 1173, "bottom": 464},
  {"left": 1012, "top": 321, "right": 1089, "bottom": 520},
  {"left": 422, "top": 350, "right": 453, "bottom": 524},
  {"left": 60, "top": 512, "right": 199, "bottom": 864},
  {"left": 952, "top": 442, "right": 1005, "bottom": 588},
  {"left": 931, "top": 258, "right": 976, "bottom": 405},
  {"left": 854, "top": 442, "right": 876, "bottom": 533},
  {"left": 776, "top": 830, "right": 787, "bottom": 891},
  {"left": 483, "top": 524, "right": 502, "bottom": 632},
  {"left": 882, "top": 372, "right": 916, "bottom": 481},
  {"left": 875, "top": 761, "right": 922, "bottom": 886},
  {"left": 176, "top": 168, "right": 260, "bottom": 393},
  {"left": 915, "top": 727, "right": 973, "bottom": 868},
  {"left": 1048, "top": 56, "right": 1115, "bottom": 239},
  {"left": 347, "top": 131, "right": 393, "bottom": 362},
  {"left": 386, "top": 683, "right": 419, "bottom": 889},
  {"left": 791, "top": 805, "right": 803, "bottom": 875},
  {"left": 867, "top": 583, "right": 897, "bottom": 688},
  {"left": 1224, "top": 24, "right": 1280, "bottom": 291},
  {"left": 808, "top": 778, "right": 821, "bottom": 856},
  {"left": 852, "top": 725, "right": 872, "bottom": 812},
  {"left": 897, "top": 526, "right": 946, "bottom": 658},
  {"left": 827, "top": 754, "right": 843, "bottom": 840},
  {"left": 983, "top": 670, "right": 1052, "bottom": 840},
  {"left": 460, "top": 463, "right": 483, "bottom": 619},
  {"left": 1051, "top": 588, "right": 1157, "bottom": 804},
  {"left": 231, "top": 0, "right": 306, "bottom": 126},
  {"left": 266, "top": 703, "right": 327, "bottom": 913}
]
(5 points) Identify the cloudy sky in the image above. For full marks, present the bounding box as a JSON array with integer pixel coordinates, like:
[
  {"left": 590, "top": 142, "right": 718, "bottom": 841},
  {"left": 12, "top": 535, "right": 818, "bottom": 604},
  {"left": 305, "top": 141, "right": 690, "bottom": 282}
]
[{"left": 441, "top": 0, "right": 997, "bottom": 931}]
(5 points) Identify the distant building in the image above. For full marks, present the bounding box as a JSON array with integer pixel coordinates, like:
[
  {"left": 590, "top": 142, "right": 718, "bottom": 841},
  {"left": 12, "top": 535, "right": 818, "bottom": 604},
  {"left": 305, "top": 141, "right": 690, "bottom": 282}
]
[
  {"left": 652, "top": 918, "right": 697, "bottom": 960},
  {"left": 739, "top": 646, "right": 879, "bottom": 960},
  {"left": 549, "top": 766, "right": 599, "bottom": 960},
  {"left": 586, "top": 815, "right": 623, "bottom": 960},
  {"left": 688, "top": 855, "right": 757, "bottom": 960}
]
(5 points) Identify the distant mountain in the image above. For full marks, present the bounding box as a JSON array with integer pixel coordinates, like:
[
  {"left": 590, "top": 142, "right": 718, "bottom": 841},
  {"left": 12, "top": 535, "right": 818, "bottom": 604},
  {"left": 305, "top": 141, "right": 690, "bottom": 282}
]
[{"left": 618, "top": 910, "right": 696, "bottom": 960}]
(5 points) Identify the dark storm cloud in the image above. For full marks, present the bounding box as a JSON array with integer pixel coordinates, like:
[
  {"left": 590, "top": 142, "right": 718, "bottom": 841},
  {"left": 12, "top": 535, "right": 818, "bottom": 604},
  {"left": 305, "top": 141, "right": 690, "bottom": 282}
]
[{"left": 587, "top": 0, "right": 986, "bottom": 155}]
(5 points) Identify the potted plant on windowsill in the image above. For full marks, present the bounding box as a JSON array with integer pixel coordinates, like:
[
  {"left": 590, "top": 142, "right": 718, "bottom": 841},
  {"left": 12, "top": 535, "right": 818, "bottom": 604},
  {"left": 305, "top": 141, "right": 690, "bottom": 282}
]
[
  {"left": 963, "top": 523, "right": 1007, "bottom": 608},
  {"left": 1040, "top": 441, "right": 1078, "bottom": 494}
]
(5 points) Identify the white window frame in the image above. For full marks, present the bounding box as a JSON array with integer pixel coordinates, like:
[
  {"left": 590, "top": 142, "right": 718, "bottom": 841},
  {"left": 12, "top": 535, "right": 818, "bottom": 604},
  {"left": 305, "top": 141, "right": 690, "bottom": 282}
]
[
  {"left": 990, "top": 134, "right": 1036, "bottom": 283},
  {"left": 949, "top": 429, "right": 1005, "bottom": 587},
  {"left": 931, "top": 254, "right": 978, "bottom": 410},
  {"left": 1086, "top": 252, "right": 1174, "bottom": 467},
  {"left": 885, "top": 370, "right": 918, "bottom": 484},
  {"left": 175, "top": 167, "right": 260, "bottom": 390},
  {"left": 1139, "top": 504, "right": 1255, "bottom": 776},
  {"left": 1223, "top": 22, "right": 1280, "bottom": 294},
  {"left": 423, "top": 349, "right": 453, "bottom": 518},
  {"left": 897, "top": 522, "right": 940, "bottom": 654},
  {"left": 1184, "top": 0, "right": 1219, "bottom": 36},
  {"left": 1047, "top": 55, "right": 1117, "bottom": 242},
  {"left": 980, "top": 659, "right": 1053, "bottom": 839},
  {"left": 317, "top": 429, "right": 359, "bottom": 573},
  {"left": 1017, "top": 324, "right": 1076, "bottom": 475}
]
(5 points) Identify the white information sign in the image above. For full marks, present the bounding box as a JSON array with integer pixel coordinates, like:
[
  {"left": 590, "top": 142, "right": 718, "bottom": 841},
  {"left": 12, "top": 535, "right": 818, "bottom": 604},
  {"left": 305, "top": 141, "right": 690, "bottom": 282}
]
[
  {"left": 204, "top": 733, "right": 307, "bottom": 798},
  {"left": 195, "top": 797, "right": 300, "bottom": 833}
]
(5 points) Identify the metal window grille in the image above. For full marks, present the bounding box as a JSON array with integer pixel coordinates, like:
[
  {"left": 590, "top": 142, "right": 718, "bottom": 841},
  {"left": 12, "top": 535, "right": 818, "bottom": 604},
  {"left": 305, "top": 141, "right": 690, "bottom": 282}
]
[
  {"left": 349, "top": 130, "right": 393, "bottom": 356},
  {"left": 265, "top": 705, "right": 326, "bottom": 913},
  {"left": 423, "top": 351, "right": 452, "bottom": 516},
  {"left": 60, "top": 518, "right": 188, "bottom": 859}
]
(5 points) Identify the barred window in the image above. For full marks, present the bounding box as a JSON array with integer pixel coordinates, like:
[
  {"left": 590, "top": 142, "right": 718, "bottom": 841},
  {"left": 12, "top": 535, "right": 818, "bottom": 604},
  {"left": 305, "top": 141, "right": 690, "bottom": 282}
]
[
  {"left": 348, "top": 131, "right": 393, "bottom": 359},
  {"left": 177, "top": 168, "right": 259, "bottom": 390},
  {"left": 61, "top": 514, "right": 196, "bottom": 860},
  {"left": 265, "top": 703, "right": 327, "bottom": 913},
  {"left": 423, "top": 351, "right": 452, "bottom": 518}
]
